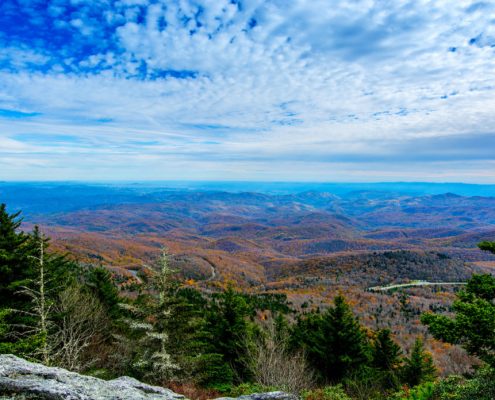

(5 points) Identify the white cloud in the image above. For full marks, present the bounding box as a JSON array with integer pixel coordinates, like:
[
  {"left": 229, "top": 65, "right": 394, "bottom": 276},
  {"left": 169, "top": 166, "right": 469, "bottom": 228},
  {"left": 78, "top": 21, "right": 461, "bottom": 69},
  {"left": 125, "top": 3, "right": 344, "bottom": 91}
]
[{"left": 0, "top": 0, "right": 495, "bottom": 181}]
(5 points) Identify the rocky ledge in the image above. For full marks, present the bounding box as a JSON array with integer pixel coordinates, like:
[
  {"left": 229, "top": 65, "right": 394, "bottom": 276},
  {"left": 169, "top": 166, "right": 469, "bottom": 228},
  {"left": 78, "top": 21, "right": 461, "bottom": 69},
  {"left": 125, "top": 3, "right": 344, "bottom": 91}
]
[
  {"left": 0, "top": 354, "right": 297, "bottom": 400},
  {"left": 0, "top": 354, "right": 185, "bottom": 400}
]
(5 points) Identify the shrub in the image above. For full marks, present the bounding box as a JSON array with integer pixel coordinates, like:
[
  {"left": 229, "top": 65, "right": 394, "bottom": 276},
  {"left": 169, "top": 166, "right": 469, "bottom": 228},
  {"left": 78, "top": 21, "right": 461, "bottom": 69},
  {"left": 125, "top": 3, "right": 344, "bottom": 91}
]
[
  {"left": 389, "top": 382, "right": 435, "bottom": 400},
  {"left": 227, "top": 383, "right": 277, "bottom": 397},
  {"left": 244, "top": 319, "right": 315, "bottom": 394},
  {"left": 432, "top": 367, "right": 495, "bottom": 400},
  {"left": 301, "top": 385, "right": 352, "bottom": 400}
]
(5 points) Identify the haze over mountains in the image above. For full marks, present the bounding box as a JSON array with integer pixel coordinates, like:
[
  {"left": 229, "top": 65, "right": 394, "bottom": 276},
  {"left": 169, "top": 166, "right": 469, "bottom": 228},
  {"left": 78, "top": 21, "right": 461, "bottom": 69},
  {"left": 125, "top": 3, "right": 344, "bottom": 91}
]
[{"left": 3, "top": 182, "right": 495, "bottom": 286}]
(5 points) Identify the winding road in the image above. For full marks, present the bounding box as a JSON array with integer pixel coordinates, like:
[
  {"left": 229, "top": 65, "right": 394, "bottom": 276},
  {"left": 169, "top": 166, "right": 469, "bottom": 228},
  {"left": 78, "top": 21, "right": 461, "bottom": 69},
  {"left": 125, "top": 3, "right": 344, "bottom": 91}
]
[
  {"left": 198, "top": 256, "right": 217, "bottom": 281},
  {"left": 367, "top": 280, "right": 467, "bottom": 292}
]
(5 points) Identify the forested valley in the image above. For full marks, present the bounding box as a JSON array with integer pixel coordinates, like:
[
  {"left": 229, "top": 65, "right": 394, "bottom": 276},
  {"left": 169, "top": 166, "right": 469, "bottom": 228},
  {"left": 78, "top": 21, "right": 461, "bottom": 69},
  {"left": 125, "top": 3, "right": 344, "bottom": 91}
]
[{"left": 2, "top": 203, "right": 495, "bottom": 400}]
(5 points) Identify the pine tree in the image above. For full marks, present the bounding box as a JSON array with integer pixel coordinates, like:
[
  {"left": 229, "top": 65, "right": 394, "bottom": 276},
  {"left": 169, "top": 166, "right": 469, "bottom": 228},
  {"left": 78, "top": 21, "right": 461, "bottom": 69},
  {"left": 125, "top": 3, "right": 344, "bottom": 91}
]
[
  {"left": 371, "top": 328, "right": 402, "bottom": 390},
  {"left": 86, "top": 266, "right": 121, "bottom": 320},
  {"left": 273, "top": 312, "right": 290, "bottom": 342},
  {"left": 478, "top": 241, "right": 495, "bottom": 255},
  {"left": 207, "top": 285, "right": 255, "bottom": 383},
  {"left": 402, "top": 338, "right": 436, "bottom": 387},
  {"left": 171, "top": 287, "right": 233, "bottom": 386},
  {"left": 116, "top": 248, "right": 180, "bottom": 382},
  {"left": 0, "top": 207, "right": 50, "bottom": 357},
  {"left": 371, "top": 329, "right": 402, "bottom": 372},
  {"left": 143, "top": 248, "right": 181, "bottom": 380},
  {"left": 465, "top": 273, "right": 495, "bottom": 301},
  {"left": 322, "top": 295, "right": 370, "bottom": 381},
  {"left": 293, "top": 295, "right": 370, "bottom": 382},
  {"left": 0, "top": 204, "right": 36, "bottom": 308}
]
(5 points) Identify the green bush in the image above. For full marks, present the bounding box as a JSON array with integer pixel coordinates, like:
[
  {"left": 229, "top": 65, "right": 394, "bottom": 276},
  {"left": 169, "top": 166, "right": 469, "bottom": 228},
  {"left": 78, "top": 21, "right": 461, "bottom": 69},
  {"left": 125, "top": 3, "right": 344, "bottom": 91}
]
[
  {"left": 208, "top": 383, "right": 234, "bottom": 394},
  {"left": 227, "top": 383, "right": 277, "bottom": 397},
  {"left": 389, "top": 382, "right": 435, "bottom": 400},
  {"left": 432, "top": 368, "right": 495, "bottom": 400},
  {"left": 301, "top": 385, "right": 352, "bottom": 400}
]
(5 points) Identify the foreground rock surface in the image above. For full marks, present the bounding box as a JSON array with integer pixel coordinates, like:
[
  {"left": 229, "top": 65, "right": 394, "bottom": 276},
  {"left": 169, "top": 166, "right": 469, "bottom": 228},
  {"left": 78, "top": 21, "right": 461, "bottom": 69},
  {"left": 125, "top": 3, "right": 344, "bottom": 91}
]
[
  {"left": 0, "top": 355, "right": 297, "bottom": 400},
  {"left": 216, "top": 392, "right": 298, "bottom": 400},
  {"left": 0, "top": 354, "right": 185, "bottom": 400}
]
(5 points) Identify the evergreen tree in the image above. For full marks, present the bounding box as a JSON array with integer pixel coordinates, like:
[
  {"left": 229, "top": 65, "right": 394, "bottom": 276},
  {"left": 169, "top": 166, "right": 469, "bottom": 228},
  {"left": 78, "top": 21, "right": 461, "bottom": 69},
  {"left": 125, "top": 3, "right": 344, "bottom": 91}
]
[
  {"left": 292, "top": 295, "right": 370, "bottom": 382},
  {"left": 86, "top": 266, "right": 121, "bottom": 320},
  {"left": 172, "top": 288, "right": 233, "bottom": 387},
  {"left": 27, "top": 226, "right": 76, "bottom": 293},
  {"left": 137, "top": 248, "right": 181, "bottom": 380},
  {"left": 371, "top": 329, "right": 402, "bottom": 372},
  {"left": 465, "top": 273, "right": 495, "bottom": 301},
  {"left": 0, "top": 204, "right": 36, "bottom": 308},
  {"left": 115, "top": 250, "right": 234, "bottom": 385},
  {"left": 207, "top": 285, "right": 255, "bottom": 383},
  {"left": 273, "top": 312, "right": 290, "bottom": 342},
  {"left": 401, "top": 338, "right": 436, "bottom": 387},
  {"left": 478, "top": 241, "right": 495, "bottom": 255},
  {"left": 114, "top": 249, "right": 180, "bottom": 381},
  {"left": 322, "top": 295, "right": 370, "bottom": 381},
  {"left": 422, "top": 273, "right": 495, "bottom": 367},
  {"left": 371, "top": 328, "right": 402, "bottom": 390},
  {"left": 0, "top": 206, "right": 76, "bottom": 359}
]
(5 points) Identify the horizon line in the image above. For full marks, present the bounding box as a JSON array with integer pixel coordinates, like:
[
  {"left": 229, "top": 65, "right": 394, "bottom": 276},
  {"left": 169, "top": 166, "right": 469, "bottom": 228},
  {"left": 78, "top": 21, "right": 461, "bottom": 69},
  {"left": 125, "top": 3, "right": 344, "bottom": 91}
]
[{"left": 2, "top": 179, "right": 495, "bottom": 186}]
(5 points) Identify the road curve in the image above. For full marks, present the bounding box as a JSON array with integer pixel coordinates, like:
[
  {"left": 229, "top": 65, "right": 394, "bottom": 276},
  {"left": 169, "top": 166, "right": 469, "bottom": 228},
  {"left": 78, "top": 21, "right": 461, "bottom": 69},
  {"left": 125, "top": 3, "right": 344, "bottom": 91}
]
[{"left": 367, "top": 281, "right": 467, "bottom": 292}]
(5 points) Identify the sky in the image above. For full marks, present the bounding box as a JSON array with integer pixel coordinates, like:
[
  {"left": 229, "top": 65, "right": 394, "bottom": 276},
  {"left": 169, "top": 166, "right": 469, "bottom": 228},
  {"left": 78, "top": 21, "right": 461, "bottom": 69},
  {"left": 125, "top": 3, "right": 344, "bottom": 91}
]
[{"left": 1, "top": 0, "right": 495, "bottom": 182}]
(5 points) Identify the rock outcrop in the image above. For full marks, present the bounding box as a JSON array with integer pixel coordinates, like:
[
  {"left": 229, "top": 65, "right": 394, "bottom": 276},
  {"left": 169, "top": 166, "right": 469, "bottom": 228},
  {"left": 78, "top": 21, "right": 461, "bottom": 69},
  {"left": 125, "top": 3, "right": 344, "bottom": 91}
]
[
  {"left": 0, "top": 355, "right": 298, "bottom": 400},
  {"left": 0, "top": 354, "right": 185, "bottom": 400},
  {"left": 216, "top": 392, "right": 298, "bottom": 400}
]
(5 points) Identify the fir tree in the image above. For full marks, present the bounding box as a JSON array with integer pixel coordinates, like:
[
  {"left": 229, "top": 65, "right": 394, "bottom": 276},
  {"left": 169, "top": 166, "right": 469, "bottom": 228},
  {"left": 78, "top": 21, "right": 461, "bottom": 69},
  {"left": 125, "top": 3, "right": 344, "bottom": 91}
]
[
  {"left": 371, "top": 328, "right": 403, "bottom": 390},
  {"left": 371, "top": 329, "right": 402, "bottom": 372},
  {"left": 114, "top": 249, "right": 181, "bottom": 382},
  {"left": 293, "top": 295, "right": 370, "bottom": 382},
  {"left": 322, "top": 295, "right": 370, "bottom": 381},
  {"left": 273, "top": 312, "right": 290, "bottom": 343},
  {"left": 402, "top": 338, "right": 436, "bottom": 387},
  {"left": 86, "top": 266, "right": 121, "bottom": 320},
  {"left": 139, "top": 248, "right": 180, "bottom": 380},
  {"left": 116, "top": 250, "right": 234, "bottom": 385},
  {"left": 207, "top": 285, "right": 255, "bottom": 383},
  {"left": 0, "top": 204, "right": 36, "bottom": 308},
  {"left": 172, "top": 287, "right": 233, "bottom": 386},
  {"left": 0, "top": 206, "right": 75, "bottom": 359}
]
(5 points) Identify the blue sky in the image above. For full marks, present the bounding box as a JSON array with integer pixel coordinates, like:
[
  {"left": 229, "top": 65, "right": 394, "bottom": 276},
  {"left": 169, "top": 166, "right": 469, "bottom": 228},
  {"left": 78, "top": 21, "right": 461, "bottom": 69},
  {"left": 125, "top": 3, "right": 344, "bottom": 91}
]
[{"left": 1, "top": 0, "right": 495, "bottom": 182}]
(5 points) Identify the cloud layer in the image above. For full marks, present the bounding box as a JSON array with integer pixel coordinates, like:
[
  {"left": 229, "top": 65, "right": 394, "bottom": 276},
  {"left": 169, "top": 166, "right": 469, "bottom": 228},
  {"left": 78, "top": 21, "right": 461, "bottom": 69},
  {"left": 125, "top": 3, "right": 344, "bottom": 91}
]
[{"left": 1, "top": 0, "right": 495, "bottom": 181}]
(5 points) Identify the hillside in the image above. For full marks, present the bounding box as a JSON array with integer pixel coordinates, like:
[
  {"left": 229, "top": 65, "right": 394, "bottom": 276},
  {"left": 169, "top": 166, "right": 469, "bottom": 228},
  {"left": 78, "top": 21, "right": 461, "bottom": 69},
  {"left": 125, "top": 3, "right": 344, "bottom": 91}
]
[{"left": 2, "top": 184, "right": 493, "bottom": 283}]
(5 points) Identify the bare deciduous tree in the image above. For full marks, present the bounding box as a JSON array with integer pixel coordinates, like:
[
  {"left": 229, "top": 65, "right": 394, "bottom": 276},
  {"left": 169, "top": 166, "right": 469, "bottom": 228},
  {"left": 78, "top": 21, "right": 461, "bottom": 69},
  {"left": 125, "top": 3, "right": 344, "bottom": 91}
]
[
  {"left": 52, "top": 285, "right": 108, "bottom": 372},
  {"left": 245, "top": 319, "right": 315, "bottom": 394}
]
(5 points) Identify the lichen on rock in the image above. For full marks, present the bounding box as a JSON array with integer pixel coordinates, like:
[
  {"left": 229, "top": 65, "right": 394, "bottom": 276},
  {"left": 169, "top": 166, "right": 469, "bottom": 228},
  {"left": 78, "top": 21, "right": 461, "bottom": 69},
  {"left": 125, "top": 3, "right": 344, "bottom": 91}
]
[{"left": 0, "top": 354, "right": 185, "bottom": 400}]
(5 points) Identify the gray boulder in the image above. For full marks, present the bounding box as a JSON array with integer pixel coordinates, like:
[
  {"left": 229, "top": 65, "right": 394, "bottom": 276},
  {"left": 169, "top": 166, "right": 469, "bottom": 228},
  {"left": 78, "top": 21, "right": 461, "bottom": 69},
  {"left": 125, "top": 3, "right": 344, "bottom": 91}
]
[
  {"left": 0, "top": 355, "right": 298, "bottom": 400},
  {"left": 0, "top": 354, "right": 185, "bottom": 400}
]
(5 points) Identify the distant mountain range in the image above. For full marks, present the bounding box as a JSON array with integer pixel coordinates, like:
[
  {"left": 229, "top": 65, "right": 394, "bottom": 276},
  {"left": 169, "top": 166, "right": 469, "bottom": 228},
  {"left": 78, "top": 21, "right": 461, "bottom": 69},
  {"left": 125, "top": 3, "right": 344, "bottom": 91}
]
[
  {"left": 3, "top": 181, "right": 495, "bottom": 213},
  {"left": 2, "top": 182, "right": 494, "bottom": 285}
]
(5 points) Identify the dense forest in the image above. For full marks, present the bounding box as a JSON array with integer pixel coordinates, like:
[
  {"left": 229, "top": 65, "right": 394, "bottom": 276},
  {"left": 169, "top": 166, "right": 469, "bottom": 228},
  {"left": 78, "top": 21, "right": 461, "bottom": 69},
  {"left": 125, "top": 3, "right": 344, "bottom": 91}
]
[{"left": 1, "top": 203, "right": 495, "bottom": 400}]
